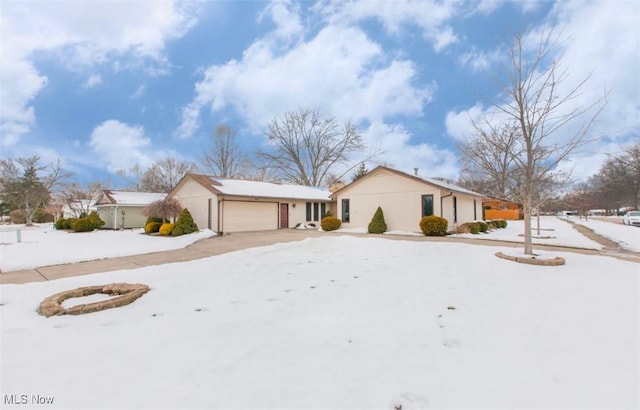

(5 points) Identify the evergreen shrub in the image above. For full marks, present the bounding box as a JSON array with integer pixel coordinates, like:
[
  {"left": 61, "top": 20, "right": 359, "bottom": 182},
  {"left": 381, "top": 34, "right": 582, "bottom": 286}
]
[
  {"left": 477, "top": 220, "right": 489, "bottom": 232},
  {"left": 172, "top": 208, "right": 198, "bottom": 236},
  {"left": 419, "top": 215, "right": 448, "bottom": 236},
  {"left": 145, "top": 222, "right": 162, "bottom": 234},
  {"left": 159, "top": 223, "right": 174, "bottom": 236},
  {"left": 320, "top": 216, "right": 341, "bottom": 231},
  {"left": 465, "top": 222, "right": 481, "bottom": 234},
  {"left": 87, "top": 211, "right": 105, "bottom": 229},
  {"left": 55, "top": 217, "right": 65, "bottom": 230},
  {"left": 71, "top": 218, "right": 94, "bottom": 232},
  {"left": 63, "top": 218, "right": 76, "bottom": 229},
  {"left": 367, "top": 206, "right": 387, "bottom": 234}
]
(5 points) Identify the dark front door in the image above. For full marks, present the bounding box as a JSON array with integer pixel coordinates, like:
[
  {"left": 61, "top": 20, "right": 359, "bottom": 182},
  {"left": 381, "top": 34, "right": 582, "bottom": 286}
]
[{"left": 280, "top": 203, "right": 289, "bottom": 229}]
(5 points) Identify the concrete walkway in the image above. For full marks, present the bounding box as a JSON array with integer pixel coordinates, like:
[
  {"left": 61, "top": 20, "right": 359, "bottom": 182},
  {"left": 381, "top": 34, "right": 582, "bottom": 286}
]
[{"left": 1, "top": 227, "right": 637, "bottom": 285}]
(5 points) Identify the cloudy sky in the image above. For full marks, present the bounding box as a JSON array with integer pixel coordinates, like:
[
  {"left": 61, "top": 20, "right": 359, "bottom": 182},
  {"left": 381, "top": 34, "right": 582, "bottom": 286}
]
[{"left": 1, "top": 0, "right": 638, "bottom": 187}]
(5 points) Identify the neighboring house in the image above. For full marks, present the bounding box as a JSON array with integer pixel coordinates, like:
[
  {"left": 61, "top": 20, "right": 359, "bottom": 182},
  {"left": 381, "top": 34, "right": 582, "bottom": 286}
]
[
  {"left": 331, "top": 166, "right": 485, "bottom": 232},
  {"left": 168, "top": 174, "right": 334, "bottom": 233},
  {"left": 95, "top": 190, "right": 166, "bottom": 229},
  {"left": 482, "top": 197, "right": 523, "bottom": 220},
  {"left": 63, "top": 199, "right": 98, "bottom": 218}
]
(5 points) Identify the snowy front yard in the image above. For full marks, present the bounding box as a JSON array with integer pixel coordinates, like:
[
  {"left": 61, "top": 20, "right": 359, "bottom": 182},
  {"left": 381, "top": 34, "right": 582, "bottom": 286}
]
[
  {"left": 1, "top": 236, "right": 638, "bottom": 409},
  {"left": 0, "top": 225, "right": 216, "bottom": 272}
]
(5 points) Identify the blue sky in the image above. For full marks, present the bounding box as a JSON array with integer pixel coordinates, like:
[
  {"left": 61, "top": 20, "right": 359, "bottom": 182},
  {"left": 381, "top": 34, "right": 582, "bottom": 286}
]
[{"left": 1, "top": 0, "right": 638, "bottom": 188}]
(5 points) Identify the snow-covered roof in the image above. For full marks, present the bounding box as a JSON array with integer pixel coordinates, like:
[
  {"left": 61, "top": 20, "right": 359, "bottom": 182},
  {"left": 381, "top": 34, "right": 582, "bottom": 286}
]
[
  {"left": 98, "top": 190, "right": 166, "bottom": 206},
  {"left": 210, "top": 177, "right": 332, "bottom": 201},
  {"left": 420, "top": 176, "right": 485, "bottom": 198}
]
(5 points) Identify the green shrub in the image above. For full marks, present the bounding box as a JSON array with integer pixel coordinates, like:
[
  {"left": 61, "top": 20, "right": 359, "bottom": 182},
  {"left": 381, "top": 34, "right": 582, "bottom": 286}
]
[
  {"left": 487, "top": 220, "right": 498, "bottom": 229},
  {"left": 55, "top": 218, "right": 65, "bottom": 230},
  {"left": 33, "top": 208, "right": 54, "bottom": 223},
  {"left": 145, "top": 221, "right": 162, "bottom": 234},
  {"left": 71, "top": 218, "right": 94, "bottom": 232},
  {"left": 501, "top": 220, "right": 508, "bottom": 228},
  {"left": 87, "top": 211, "right": 105, "bottom": 230},
  {"left": 477, "top": 220, "right": 489, "bottom": 233},
  {"left": 465, "top": 222, "right": 480, "bottom": 234},
  {"left": 493, "top": 219, "right": 507, "bottom": 228},
  {"left": 367, "top": 206, "right": 387, "bottom": 234},
  {"left": 63, "top": 218, "right": 76, "bottom": 229},
  {"left": 419, "top": 215, "right": 448, "bottom": 236},
  {"left": 172, "top": 208, "right": 198, "bottom": 236},
  {"left": 320, "top": 216, "right": 341, "bottom": 231},
  {"left": 159, "top": 223, "right": 174, "bottom": 236},
  {"left": 145, "top": 216, "right": 163, "bottom": 225}
]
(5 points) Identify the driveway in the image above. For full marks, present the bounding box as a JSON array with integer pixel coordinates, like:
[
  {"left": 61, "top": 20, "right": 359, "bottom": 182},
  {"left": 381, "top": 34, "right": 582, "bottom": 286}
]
[{"left": 1, "top": 227, "right": 636, "bottom": 285}]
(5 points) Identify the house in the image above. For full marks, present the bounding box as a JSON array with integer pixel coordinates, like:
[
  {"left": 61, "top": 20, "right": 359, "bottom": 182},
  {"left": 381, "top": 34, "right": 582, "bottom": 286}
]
[
  {"left": 331, "top": 166, "right": 485, "bottom": 232},
  {"left": 168, "top": 174, "right": 334, "bottom": 233},
  {"left": 95, "top": 190, "right": 166, "bottom": 229},
  {"left": 482, "top": 197, "right": 523, "bottom": 220}
]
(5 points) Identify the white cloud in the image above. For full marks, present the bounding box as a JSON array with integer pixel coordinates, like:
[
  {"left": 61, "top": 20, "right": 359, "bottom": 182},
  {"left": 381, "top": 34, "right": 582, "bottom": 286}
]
[
  {"left": 0, "top": 0, "right": 199, "bottom": 147},
  {"left": 83, "top": 74, "right": 103, "bottom": 89},
  {"left": 89, "top": 120, "right": 155, "bottom": 173},
  {"left": 365, "top": 122, "right": 460, "bottom": 180},
  {"left": 177, "top": 14, "right": 433, "bottom": 138},
  {"left": 314, "top": 0, "right": 460, "bottom": 51},
  {"left": 445, "top": 0, "right": 640, "bottom": 180}
]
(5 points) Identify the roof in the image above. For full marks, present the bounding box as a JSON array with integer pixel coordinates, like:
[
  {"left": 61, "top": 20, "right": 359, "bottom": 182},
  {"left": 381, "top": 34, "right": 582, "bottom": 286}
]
[
  {"left": 97, "top": 190, "right": 167, "bottom": 206},
  {"left": 332, "top": 166, "right": 486, "bottom": 198},
  {"left": 173, "top": 174, "right": 332, "bottom": 201}
]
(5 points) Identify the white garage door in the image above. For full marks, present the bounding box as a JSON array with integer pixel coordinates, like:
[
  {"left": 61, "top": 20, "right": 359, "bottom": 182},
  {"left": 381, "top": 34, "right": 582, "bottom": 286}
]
[{"left": 223, "top": 201, "right": 278, "bottom": 232}]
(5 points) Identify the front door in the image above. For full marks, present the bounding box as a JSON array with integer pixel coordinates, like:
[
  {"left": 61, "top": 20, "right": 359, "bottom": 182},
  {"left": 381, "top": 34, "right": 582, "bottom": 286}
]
[{"left": 280, "top": 203, "right": 289, "bottom": 229}]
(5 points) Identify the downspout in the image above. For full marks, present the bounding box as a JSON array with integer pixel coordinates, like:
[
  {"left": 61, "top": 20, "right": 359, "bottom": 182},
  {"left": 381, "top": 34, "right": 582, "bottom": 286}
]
[
  {"left": 440, "top": 191, "right": 453, "bottom": 217},
  {"left": 217, "top": 198, "right": 223, "bottom": 235},
  {"left": 114, "top": 205, "right": 118, "bottom": 230}
]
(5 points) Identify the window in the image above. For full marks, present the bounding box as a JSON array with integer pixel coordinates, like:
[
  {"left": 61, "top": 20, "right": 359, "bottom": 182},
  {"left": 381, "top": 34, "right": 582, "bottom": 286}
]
[
  {"left": 306, "top": 202, "right": 312, "bottom": 221},
  {"left": 342, "top": 199, "right": 350, "bottom": 222},
  {"left": 473, "top": 199, "right": 477, "bottom": 220},
  {"left": 321, "top": 203, "right": 326, "bottom": 218},
  {"left": 313, "top": 202, "right": 319, "bottom": 221},
  {"left": 307, "top": 202, "right": 326, "bottom": 221},
  {"left": 453, "top": 196, "right": 457, "bottom": 223},
  {"left": 421, "top": 194, "right": 433, "bottom": 217}
]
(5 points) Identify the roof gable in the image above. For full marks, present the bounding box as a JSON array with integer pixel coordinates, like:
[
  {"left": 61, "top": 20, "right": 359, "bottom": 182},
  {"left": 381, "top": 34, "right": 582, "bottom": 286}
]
[{"left": 332, "top": 166, "right": 485, "bottom": 198}]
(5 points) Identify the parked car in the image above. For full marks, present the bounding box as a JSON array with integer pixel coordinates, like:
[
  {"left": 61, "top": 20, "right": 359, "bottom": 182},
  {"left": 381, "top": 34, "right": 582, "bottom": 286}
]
[{"left": 622, "top": 210, "right": 640, "bottom": 226}]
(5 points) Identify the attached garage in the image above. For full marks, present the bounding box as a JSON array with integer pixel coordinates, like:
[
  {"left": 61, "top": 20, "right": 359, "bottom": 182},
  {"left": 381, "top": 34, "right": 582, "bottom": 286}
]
[
  {"left": 220, "top": 201, "right": 278, "bottom": 232},
  {"left": 168, "top": 174, "right": 334, "bottom": 233}
]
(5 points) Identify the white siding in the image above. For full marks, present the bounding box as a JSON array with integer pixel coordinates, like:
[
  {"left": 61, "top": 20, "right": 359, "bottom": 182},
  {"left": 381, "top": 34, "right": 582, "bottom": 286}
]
[
  {"left": 336, "top": 169, "right": 442, "bottom": 232},
  {"left": 172, "top": 179, "right": 217, "bottom": 231}
]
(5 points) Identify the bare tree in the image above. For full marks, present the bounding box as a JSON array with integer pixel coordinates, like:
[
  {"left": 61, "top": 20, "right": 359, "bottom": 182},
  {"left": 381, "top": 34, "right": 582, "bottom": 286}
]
[
  {"left": 0, "top": 156, "right": 72, "bottom": 225},
  {"left": 142, "top": 197, "right": 183, "bottom": 223},
  {"left": 116, "top": 164, "right": 144, "bottom": 191},
  {"left": 616, "top": 142, "right": 640, "bottom": 209},
  {"left": 141, "top": 157, "right": 196, "bottom": 193},
  {"left": 202, "top": 125, "right": 243, "bottom": 177},
  {"left": 257, "top": 108, "right": 371, "bottom": 187},
  {"left": 468, "top": 28, "right": 605, "bottom": 255},
  {"left": 61, "top": 181, "right": 106, "bottom": 218},
  {"left": 457, "top": 120, "right": 521, "bottom": 198}
]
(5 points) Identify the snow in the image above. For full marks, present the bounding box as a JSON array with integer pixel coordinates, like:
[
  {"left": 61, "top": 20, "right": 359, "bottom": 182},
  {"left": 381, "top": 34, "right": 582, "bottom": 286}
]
[
  {"left": 101, "top": 190, "right": 166, "bottom": 205},
  {"left": 452, "top": 216, "right": 607, "bottom": 250},
  {"left": 212, "top": 177, "right": 331, "bottom": 200},
  {"left": 1, "top": 236, "right": 637, "bottom": 409},
  {"left": 0, "top": 224, "right": 216, "bottom": 272},
  {"left": 565, "top": 216, "right": 640, "bottom": 252}
]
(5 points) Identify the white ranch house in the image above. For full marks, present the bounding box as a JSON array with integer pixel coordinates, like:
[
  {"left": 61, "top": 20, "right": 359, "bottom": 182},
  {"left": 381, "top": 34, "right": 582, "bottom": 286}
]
[
  {"left": 332, "top": 166, "right": 485, "bottom": 232},
  {"left": 168, "top": 174, "right": 335, "bottom": 233}
]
